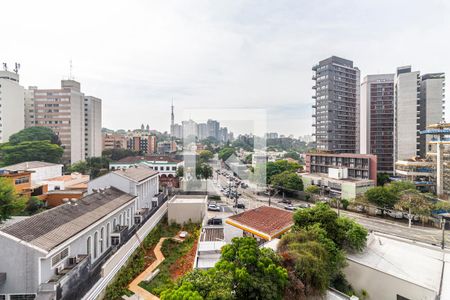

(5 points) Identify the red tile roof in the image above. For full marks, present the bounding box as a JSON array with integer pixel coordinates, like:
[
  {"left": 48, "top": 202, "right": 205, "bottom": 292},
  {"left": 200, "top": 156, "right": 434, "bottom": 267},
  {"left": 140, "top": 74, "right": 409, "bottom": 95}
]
[{"left": 226, "top": 206, "right": 294, "bottom": 240}]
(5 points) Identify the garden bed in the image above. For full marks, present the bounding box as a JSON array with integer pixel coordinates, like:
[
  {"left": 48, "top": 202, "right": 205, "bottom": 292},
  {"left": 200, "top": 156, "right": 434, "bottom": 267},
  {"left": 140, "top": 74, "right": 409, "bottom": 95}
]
[
  {"left": 104, "top": 218, "right": 181, "bottom": 300},
  {"left": 139, "top": 223, "right": 200, "bottom": 296}
]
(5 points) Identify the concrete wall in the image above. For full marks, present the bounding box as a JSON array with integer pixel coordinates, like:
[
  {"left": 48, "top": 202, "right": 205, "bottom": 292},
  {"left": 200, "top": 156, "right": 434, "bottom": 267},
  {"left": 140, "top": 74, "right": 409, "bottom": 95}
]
[
  {"left": 168, "top": 198, "right": 207, "bottom": 224},
  {"left": 31, "top": 165, "right": 63, "bottom": 183},
  {"left": 344, "top": 259, "right": 437, "bottom": 300},
  {"left": 0, "top": 234, "right": 42, "bottom": 294}
]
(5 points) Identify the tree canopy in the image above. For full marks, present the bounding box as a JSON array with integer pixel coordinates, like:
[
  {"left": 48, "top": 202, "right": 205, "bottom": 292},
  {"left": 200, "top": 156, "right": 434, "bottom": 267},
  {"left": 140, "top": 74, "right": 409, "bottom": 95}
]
[
  {"left": 266, "top": 160, "right": 301, "bottom": 183},
  {"left": 293, "top": 203, "right": 367, "bottom": 252},
  {"left": 283, "top": 151, "right": 300, "bottom": 161},
  {"left": 0, "top": 140, "right": 64, "bottom": 165},
  {"left": 363, "top": 180, "right": 418, "bottom": 209},
  {"left": 68, "top": 157, "right": 110, "bottom": 179},
  {"left": 161, "top": 237, "right": 288, "bottom": 300},
  {"left": 218, "top": 147, "right": 235, "bottom": 162},
  {"left": 0, "top": 177, "right": 26, "bottom": 222},
  {"left": 102, "top": 148, "right": 139, "bottom": 161},
  {"left": 198, "top": 150, "right": 213, "bottom": 163},
  {"left": 270, "top": 171, "right": 303, "bottom": 192},
  {"left": 305, "top": 185, "right": 320, "bottom": 195},
  {"left": 8, "top": 127, "right": 61, "bottom": 145}
]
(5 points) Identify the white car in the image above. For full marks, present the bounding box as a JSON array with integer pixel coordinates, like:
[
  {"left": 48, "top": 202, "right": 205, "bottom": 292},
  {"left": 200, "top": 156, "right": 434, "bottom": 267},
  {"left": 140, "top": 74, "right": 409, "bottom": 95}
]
[
  {"left": 208, "top": 204, "right": 221, "bottom": 211},
  {"left": 387, "top": 210, "right": 403, "bottom": 219},
  {"left": 179, "top": 231, "right": 188, "bottom": 238}
]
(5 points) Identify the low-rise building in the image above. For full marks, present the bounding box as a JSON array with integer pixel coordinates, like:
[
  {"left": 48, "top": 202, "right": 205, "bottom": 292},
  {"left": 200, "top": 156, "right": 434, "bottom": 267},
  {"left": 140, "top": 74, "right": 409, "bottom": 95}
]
[
  {"left": 102, "top": 133, "right": 127, "bottom": 150},
  {"left": 225, "top": 206, "right": 294, "bottom": 242},
  {"left": 394, "top": 159, "right": 435, "bottom": 193},
  {"left": 0, "top": 170, "right": 33, "bottom": 197},
  {"left": 88, "top": 166, "right": 160, "bottom": 217},
  {"left": 0, "top": 161, "right": 63, "bottom": 185},
  {"left": 301, "top": 172, "right": 375, "bottom": 200},
  {"left": 344, "top": 232, "right": 450, "bottom": 300},
  {"left": 109, "top": 156, "right": 183, "bottom": 188},
  {"left": 0, "top": 187, "right": 138, "bottom": 300},
  {"left": 306, "top": 153, "right": 377, "bottom": 181},
  {"left": 167, "top": 195, "right": 207, "bottom": 224},
  {"left": 43, "top": 173, "right": 89, "bottom": 192}
]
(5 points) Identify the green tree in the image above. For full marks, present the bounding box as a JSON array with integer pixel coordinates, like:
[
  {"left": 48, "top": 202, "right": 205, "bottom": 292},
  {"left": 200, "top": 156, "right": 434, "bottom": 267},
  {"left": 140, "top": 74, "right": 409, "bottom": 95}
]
[
  {"left": 305, "top": 185, "right": 320, "bottom": 195},
  {"left": 0, "top": 140, "right": 64, "bottom": 165},
  {"left": 198, "top": 150, "right": 213, "bottom": 163},
  {"left": 283, "top": 151, "right": 300, "bottom": 161},
  {"left": 377, "top": 173, "right": 391, "bottom": 186},
  {"left": 218, "top": 147, "right": 235, "bottom": 161},
  {"left": 278, "top": 227, "right": 346, "bottom": 296},
  {"left": 9, "top": 127, "right": 61, "bottom": 145},
  {"left": 395, "top": 189, "right": 433, "bottom": 227},
  {"left": 266, "top": 160, "right": 301, "bottom": 182},
  {"left": 68, "top": 157, "right": 110, "bottom": 179},
  {"left": 364, "top": 186, "right": 398, "bottom": 209},
  {"left": 270, "top": 171, "right": 303, "bottom": 192},
  {"left": 0, "top": 178, "right": 26, "bottom": 222},
  {"left": 386, "top": 180, "right": 416, "bottom": 195},
  {"left": 176, "top": 166, "right": 184, "bottom": 178},
  {"left": 196, "top": 163, "right": 212, "bottom": 180},
  {"left": 102, "top": 148, "right": 139, "bottom": 161},
  {"left": 293, "top": 203, "right": 367, "bottom": 251},
  {"left": 24, "top": 196, "right": 45, "bottom": 215}
]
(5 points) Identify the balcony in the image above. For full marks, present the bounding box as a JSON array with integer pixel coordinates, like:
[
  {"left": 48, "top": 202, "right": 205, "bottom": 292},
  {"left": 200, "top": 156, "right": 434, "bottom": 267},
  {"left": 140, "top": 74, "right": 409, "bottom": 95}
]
[
  {"left": 42, "top": 255, "right": 90, "bottom": 291},
  {"left": 312, "top": 85, "right": 317, "bottom": 89},
  {"left": 312, "top": 64, "right": 319, "bottom": 71}
]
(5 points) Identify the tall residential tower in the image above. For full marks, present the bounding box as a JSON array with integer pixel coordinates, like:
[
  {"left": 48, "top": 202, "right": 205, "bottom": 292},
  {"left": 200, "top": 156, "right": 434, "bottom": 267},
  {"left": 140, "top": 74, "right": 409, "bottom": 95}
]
[
  {"left": 0, "top": 70, "right": 24, "bottom": 142},
  {"left": 359, "top": 74, "right": 395, "bottom": 173},
  {"left": 312, "top": 56, "right": 360, "bottom": 153}
]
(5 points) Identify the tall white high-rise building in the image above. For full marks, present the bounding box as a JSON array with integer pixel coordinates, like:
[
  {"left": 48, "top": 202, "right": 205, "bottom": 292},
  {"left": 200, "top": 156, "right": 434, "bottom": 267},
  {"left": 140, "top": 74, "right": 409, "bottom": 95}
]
[
  {"left": 84, "top": 96, "right": 102, "bottom": 158},
  {"left": 0, "top": 70, "right": 24, "bottom": 142},
  {"left": 394, "top": 66, "right": 445, "bottom": 163}
]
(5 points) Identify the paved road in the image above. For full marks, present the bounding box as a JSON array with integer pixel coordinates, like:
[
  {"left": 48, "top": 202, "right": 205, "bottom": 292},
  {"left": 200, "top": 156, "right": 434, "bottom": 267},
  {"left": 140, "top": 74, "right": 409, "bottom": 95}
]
[{"left": 210, "top": 170, "right": 449, "bottom": 247}]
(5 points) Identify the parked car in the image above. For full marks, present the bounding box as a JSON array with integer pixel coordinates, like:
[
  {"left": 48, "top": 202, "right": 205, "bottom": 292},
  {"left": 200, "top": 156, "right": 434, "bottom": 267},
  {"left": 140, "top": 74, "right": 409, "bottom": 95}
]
[
  {"left": 279, "top": 199, "right": 292, "bottom": 204},
  {"left": 179, "top": 231, "right": 188, "bottom": 238},
  {"left": 386, "top": 210, "right": 403, "bottom": 219},
  {"left": 298, "top": 203, "right": 311, "bottom": 208},
  {"left": 208, "top": 204, "right": 221, "bottom": 211},
  {"left": 233, "top": 203, "right": 246, "bottom": 209},
  {"left": 284, "top": 204, "right": 297, "bottom": 211},
  {"left": 403, "top": 212, "right": 420, "bottom": 221},
  {"left": 207, "top": 218, "right": 223, "bottom": 225}
]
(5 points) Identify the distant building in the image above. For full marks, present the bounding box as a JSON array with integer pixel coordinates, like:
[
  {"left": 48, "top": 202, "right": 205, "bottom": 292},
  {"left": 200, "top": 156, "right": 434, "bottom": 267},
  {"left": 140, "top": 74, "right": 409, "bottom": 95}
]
[
  {"left": 157, "top": 141, "right": 176, "bottom": 154},
  {"left": 219, "top": 127, "right": 228, "bottom": 142},
  {"left": 394, "top": 66, "right": 445, "bottom": 162},
  {"left": 359, "top": 74, "right": 395, "bottom": 173},
  {"left": 0, "top": 161, "right": 63, "bottom": 184},
  {"left": 0, "top": 70, "right": 25, "bottom": 143},
  {"left": 84, "top": 96, "right": 102, "bottom": 158},
  {"left": 265, "top": 132, "right": 278, "bottom": 139},
  {"left": 102, "top": 132, "right": 127, "bottom": 150},
  {"left": 197, "top": 123, "right": 208, "bottom": 140},
  {"left": 170, "top": 123, "right": 182, "bottom": 139},
  {"left": 207, "top": 119, "right": 220, "bottom": 140},
  {"left": 312, "top": 56, "right": 360, "bottom": 153}
]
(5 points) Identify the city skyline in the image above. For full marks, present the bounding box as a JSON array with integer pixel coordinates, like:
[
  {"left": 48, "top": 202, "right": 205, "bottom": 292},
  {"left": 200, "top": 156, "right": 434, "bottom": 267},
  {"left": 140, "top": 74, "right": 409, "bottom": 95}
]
[{"left": 2, "top": 0, "right": 450, "bottom": 136}]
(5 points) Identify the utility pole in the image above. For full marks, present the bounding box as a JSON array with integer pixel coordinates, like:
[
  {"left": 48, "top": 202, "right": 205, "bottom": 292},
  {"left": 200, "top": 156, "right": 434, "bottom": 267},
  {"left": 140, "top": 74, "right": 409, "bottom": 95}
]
[
  {"left": 268, "top": 185, "right": 271, "bottom": 207},
  {"left": 441, "top": 217, "right": 446, "bottom": 250}
]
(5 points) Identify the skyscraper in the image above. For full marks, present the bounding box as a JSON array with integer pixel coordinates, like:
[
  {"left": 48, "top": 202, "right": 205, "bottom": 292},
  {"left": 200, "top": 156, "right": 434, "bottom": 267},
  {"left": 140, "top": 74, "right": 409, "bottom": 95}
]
[
  {"left": 207, "top": 119, "right": 220, "bottom": 140},
  {"left": 0, "top": 70, "right": 24, "bottom": 143},
  {"left": 359, "top": 74, "right": 395, "bottom": 173},
  {"left": 394, "top": 66, "right": 445, "bottom": 163},
  {"left": 312, "top": 56, "right": 360, "bottom": 153}
]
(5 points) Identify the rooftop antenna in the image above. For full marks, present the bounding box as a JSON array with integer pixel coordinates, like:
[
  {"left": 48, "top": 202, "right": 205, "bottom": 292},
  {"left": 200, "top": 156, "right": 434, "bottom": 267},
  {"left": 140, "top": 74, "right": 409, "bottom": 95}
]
[
  {"left": 69, "top": 59, "right": 74, "bottom": 80},
  {"left": 13, "top": 63, "right": 20, "bottom": 74},
  {"left": 2, "top": 63, "right": 7, "bottom": 71}
]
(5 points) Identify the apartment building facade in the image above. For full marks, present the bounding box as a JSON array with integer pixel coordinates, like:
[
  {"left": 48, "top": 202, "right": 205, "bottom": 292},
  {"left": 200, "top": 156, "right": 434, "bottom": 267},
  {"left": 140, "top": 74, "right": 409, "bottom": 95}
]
[
  {"left": 359, "top": 74, "right": 395, "bottom": 174},
  {"left": 312, "top": 56, "right": 360, "bottom": 153},
  {"left": 394, "top": 66, "right": 445, "bottom": 163},
  {"left": 0, "top": 70, "right": 24, "bottom": 143},
  {"left": 84, "top": 96, "right": 102, "bottom": 158}
]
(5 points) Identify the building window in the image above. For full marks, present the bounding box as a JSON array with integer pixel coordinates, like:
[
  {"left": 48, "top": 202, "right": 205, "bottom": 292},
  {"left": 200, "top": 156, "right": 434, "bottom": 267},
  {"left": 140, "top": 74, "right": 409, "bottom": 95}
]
[
  {"left": 93, "top": 232, "right": 98, "bottom": 259},
  {"left": 86, "top": 236, "right": 91, "bottom": 259},
  {"left": 51, "top": 247, "right": 69, "bottom": 267},
  {"left": 9, "top": 295, "right": 36, "bottom": 300},
  {"left": 106, "top": 223, "right": 110, "bottom": 248},
  {"left": 15, "top": 177, "right": 30, "bottom": 185},
  {"left": 100, "top": 227, "right": 104, "bottom": 254}
]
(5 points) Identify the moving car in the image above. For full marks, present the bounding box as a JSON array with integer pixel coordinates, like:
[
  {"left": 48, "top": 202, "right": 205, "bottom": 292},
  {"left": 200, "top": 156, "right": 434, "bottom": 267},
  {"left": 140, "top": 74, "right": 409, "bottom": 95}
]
[
  {"left": 233, "top": 203, "right": 245, "bottom": 209},
  {"left": 284, "top": 204, "right": 298, "bottom": 211},
  {"left": 298, "top": 203, "right": 311, "bottom": 208}
]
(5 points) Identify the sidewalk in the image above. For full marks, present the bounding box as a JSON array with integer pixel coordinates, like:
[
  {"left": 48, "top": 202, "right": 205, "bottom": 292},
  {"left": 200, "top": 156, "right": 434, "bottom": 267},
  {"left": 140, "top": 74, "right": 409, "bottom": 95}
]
[{"left": 128, "top": 238, "right": 167, "bottom": 300}]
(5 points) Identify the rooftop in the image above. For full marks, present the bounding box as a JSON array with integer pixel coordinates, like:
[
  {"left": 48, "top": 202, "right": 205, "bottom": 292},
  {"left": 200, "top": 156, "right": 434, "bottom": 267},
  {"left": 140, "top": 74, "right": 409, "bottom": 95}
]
[
  {"left": 0, "top": 161, "right": 62, "bottom": 171},
  {"left": 113, "top": 166, "right": 158, "bottom": 182},
  {"left": 115, "top": 155, "right": 181, "bottom": 164},
  {"left": 302, "top": 172, "right": 375, "bottom": 184},
  {"left": 347, "top": 232, "right": 447, "bottom": 293},
  {"left": 226, "top": 206, "right": 294, "bottom": 241},
  {"left": 46, "top": 173, "right": 89, "bottom": 182},
  {"left": 170, "top": 195, "right": 207, "bottom": 204},
  {"left": 0, "top": 187, "right": 135, "bottom": 252}
]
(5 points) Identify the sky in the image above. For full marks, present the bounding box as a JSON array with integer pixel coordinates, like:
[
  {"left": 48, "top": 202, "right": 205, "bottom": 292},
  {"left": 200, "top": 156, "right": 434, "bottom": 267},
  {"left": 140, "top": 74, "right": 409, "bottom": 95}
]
[{"left": 2, "top": 0, "right": 450, "bottom": 136}]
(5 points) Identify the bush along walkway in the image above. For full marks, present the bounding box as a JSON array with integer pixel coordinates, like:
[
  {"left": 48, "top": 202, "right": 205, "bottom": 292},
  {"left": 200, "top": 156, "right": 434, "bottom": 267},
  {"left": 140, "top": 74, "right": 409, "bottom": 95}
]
[{"left": 128, "top": 238, "right": 168, "bottom": 300}]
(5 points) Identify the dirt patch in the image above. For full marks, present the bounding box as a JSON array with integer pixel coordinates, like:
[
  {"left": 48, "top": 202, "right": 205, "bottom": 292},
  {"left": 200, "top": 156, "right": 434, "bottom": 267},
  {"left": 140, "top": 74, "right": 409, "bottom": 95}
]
[
  {"left": 169, "top": 239, "right": 198, "bottom": 280},
  {"left": 143, "top": 246, "right": 157, "bottom": 268}
]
